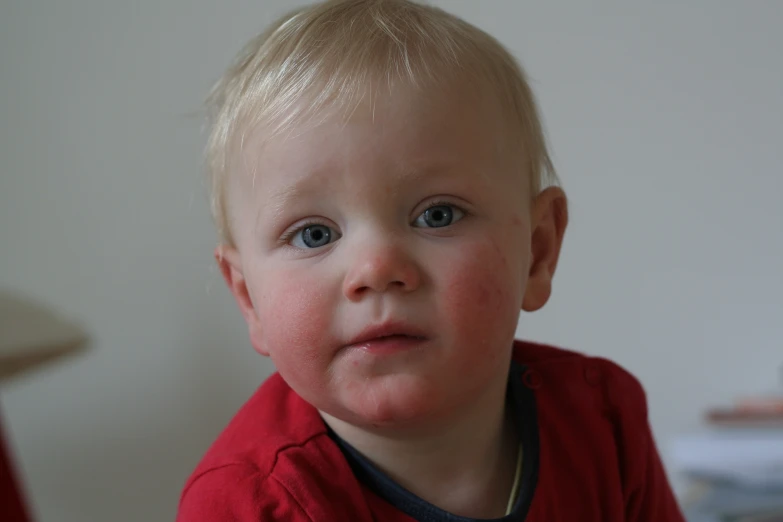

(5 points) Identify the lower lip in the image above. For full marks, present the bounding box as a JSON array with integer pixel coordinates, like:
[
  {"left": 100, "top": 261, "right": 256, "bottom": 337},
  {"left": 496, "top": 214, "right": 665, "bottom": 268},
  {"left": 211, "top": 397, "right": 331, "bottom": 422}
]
[{"left": 350, "top": 335, "right": 426, "bottom": 354}]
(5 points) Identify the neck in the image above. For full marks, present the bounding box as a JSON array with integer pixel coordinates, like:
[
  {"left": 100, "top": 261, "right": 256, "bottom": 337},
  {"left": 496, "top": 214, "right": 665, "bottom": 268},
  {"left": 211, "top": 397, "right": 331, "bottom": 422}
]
[{"left": 321, "top": 371, "right": 518, "bottom": 518}]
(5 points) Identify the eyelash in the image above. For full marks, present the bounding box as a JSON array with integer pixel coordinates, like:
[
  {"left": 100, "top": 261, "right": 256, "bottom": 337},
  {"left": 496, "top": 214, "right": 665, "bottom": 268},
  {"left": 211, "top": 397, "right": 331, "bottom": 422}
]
[{"left": 414, "top": 199, "right": 463, "bottom": 221}]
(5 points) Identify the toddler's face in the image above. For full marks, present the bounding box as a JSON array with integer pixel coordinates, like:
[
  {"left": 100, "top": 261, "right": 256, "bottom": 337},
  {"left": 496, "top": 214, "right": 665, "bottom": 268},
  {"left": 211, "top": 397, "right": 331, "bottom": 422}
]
[{"left": 219, "top": 88, "right": 558, "bottom": 428}]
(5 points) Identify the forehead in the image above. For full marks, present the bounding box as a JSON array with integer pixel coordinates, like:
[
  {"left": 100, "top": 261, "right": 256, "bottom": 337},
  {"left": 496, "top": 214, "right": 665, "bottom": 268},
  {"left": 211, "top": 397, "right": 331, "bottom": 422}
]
[{"left": 241, "top": 84, "right": 515, "bottom": 191}]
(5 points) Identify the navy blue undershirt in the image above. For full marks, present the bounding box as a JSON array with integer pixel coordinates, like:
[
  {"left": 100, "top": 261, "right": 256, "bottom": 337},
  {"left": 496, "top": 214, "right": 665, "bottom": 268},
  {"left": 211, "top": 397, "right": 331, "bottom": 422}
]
[{"left": 328, "top": 360, "right": 539, "bottom": 521}]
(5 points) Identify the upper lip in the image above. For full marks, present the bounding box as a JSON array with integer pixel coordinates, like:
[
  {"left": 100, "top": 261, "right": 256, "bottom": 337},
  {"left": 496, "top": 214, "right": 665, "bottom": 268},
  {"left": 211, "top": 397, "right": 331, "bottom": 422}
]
[{"left": 347, "top": 321, "right": 428, "bottom": 346}]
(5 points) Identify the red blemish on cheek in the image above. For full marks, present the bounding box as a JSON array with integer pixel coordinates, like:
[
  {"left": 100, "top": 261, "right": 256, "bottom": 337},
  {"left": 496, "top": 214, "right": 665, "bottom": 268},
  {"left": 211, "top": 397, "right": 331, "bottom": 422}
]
[
  {"left": 473, "top": 282, "right": 504, "bottom": 314},
  {"left": 491, "top": 240, "right": 510, "bottom": 270}
]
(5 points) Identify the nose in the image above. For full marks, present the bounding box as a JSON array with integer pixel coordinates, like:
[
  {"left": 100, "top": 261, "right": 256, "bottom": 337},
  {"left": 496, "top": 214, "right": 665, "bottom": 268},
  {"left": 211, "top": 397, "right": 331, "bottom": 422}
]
[{"left": 342, "top": 239, "right": 422, "bottom": 300}]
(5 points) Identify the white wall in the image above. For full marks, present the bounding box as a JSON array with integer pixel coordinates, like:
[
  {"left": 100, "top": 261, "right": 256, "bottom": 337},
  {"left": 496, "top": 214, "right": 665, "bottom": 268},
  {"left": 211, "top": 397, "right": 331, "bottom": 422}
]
[{"left": 1, "top": 1, "right": 780, "bottom": 520}]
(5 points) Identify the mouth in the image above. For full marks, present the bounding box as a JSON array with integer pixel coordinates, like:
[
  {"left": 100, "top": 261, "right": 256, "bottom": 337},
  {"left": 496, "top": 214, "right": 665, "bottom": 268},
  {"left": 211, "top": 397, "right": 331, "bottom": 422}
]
[{"left": 347, "top": 323, "right": 428, "bottom": 352}]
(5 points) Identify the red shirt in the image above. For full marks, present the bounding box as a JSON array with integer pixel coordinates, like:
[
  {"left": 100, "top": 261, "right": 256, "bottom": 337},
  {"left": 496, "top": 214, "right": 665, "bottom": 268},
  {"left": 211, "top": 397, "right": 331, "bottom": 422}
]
[{"left": 177, "top": 340, "right": 685, "bottom": 521}]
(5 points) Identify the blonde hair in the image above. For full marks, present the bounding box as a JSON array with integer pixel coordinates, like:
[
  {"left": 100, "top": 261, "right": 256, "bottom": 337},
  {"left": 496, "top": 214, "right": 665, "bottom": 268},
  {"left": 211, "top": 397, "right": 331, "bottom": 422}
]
[{"left": 206, "top": 0, "right": 558, "bottom": 246}]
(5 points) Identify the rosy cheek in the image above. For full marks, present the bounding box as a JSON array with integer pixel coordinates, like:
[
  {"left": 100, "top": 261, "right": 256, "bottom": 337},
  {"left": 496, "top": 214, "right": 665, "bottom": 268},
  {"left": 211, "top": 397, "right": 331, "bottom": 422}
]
[
  {"left": 439, "top": 238, "right": 521, "bottom": 335},
  {"left": 257, "top": 270, "right": 332, "bottom": 359}
]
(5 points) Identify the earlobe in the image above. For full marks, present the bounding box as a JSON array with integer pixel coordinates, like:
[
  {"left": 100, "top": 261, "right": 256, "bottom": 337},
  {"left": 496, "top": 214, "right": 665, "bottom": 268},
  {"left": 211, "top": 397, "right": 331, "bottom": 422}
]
[
  {"left": 215, "top": 245, "right": 270, "bottom": 356},
  {"left": 522, "top": 187, "right": 568, "bottom": 312}
]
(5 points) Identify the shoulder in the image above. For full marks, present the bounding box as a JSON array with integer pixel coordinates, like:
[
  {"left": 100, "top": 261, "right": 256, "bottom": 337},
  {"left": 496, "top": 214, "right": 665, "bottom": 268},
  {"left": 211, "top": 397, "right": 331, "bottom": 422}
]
[
  {"left": 177, "top": 373, "right": 327, "bottom": 521},
  {"left": 177, "top": 373, "right": 378, "bottom": 521},
  {"left": 514, "top": 341, "right": 684, "bottom": 519},
  {"left": 177, "top": 461, "right": 308, "bottom": 521},
  {"left": 193, "top": 372, "right": 328, "bottom": 475},
  {"left": 512, "top": 339, "right": 649, "bottom": 435}
]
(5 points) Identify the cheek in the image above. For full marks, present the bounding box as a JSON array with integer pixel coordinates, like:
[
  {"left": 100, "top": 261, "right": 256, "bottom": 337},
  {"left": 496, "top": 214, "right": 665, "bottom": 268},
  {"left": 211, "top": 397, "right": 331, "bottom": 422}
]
[
  {"left": 438, "top": 238, "right": 525, "bottom": 343},
  {"left": 252, "top": 268, "right": 333, "bottom": 369}
]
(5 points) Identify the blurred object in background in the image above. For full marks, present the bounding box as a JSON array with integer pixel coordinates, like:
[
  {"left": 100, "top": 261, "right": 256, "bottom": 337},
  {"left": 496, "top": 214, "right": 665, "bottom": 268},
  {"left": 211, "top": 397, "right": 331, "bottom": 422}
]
[
  {"left": 673, "top": 373, "right": 783, "bottom": 521},
  {"left": 0, "top": 290, "right": 88, "bottom": 522},
  {"left": 0, "top": 291, "right": 88, "bottom": 381}
]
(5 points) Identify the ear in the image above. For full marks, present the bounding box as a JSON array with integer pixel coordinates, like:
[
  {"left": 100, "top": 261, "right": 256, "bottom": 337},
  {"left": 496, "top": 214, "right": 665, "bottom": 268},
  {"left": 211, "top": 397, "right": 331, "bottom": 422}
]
[
  {"left": 215, "top": 245, "right": 270, "bottom": 356},
  {"left": 522, "top": 187, "right": 568, "bottom": 312}
]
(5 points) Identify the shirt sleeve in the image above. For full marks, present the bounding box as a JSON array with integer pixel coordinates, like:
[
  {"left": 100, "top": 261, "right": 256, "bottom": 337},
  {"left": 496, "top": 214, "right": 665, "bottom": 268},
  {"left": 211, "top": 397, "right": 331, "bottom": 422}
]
[
  {"left": 601, "top": 360, "right": 686, "bottom": 522},
  {"left": 176, "top": 463, "right": 310, "bottom": 522}
]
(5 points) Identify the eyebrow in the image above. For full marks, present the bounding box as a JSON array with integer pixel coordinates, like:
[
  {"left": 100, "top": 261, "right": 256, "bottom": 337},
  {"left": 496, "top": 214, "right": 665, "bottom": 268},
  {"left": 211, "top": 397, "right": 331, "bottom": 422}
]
[
  {"left": 255, "top": 175, "right": 327, "bottom": 231},
  {"left": 267, "top": 182, "right": 311, "bottom": 211}
]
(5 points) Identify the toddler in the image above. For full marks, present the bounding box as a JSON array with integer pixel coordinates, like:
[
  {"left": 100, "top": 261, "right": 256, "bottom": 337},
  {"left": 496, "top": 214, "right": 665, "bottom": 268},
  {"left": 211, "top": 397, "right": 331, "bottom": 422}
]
[{"left": 178, "top": 1, "right": 685, "bottom": 520}]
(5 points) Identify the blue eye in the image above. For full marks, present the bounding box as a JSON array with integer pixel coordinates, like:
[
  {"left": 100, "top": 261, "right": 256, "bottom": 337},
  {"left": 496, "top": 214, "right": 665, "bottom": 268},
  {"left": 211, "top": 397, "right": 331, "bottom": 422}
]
[
  {"left": 414, "top": 204, "right": 464, "bottom": 228},
  {"left": 290, "top": 224, "right": 338, "bottom": 249}
]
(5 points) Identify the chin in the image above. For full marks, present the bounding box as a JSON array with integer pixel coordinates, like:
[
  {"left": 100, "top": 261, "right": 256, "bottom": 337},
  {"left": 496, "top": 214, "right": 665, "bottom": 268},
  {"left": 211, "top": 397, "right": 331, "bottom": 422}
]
[{"left": 333, "top": 376, "right": 446, "bottom": 429}]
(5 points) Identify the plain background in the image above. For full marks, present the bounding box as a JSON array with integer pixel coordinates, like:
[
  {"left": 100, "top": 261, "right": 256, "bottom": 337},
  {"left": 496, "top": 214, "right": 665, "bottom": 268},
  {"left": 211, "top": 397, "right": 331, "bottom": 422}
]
[{"left": 1, "top": 1, "right": 781, "bottom": 520}]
